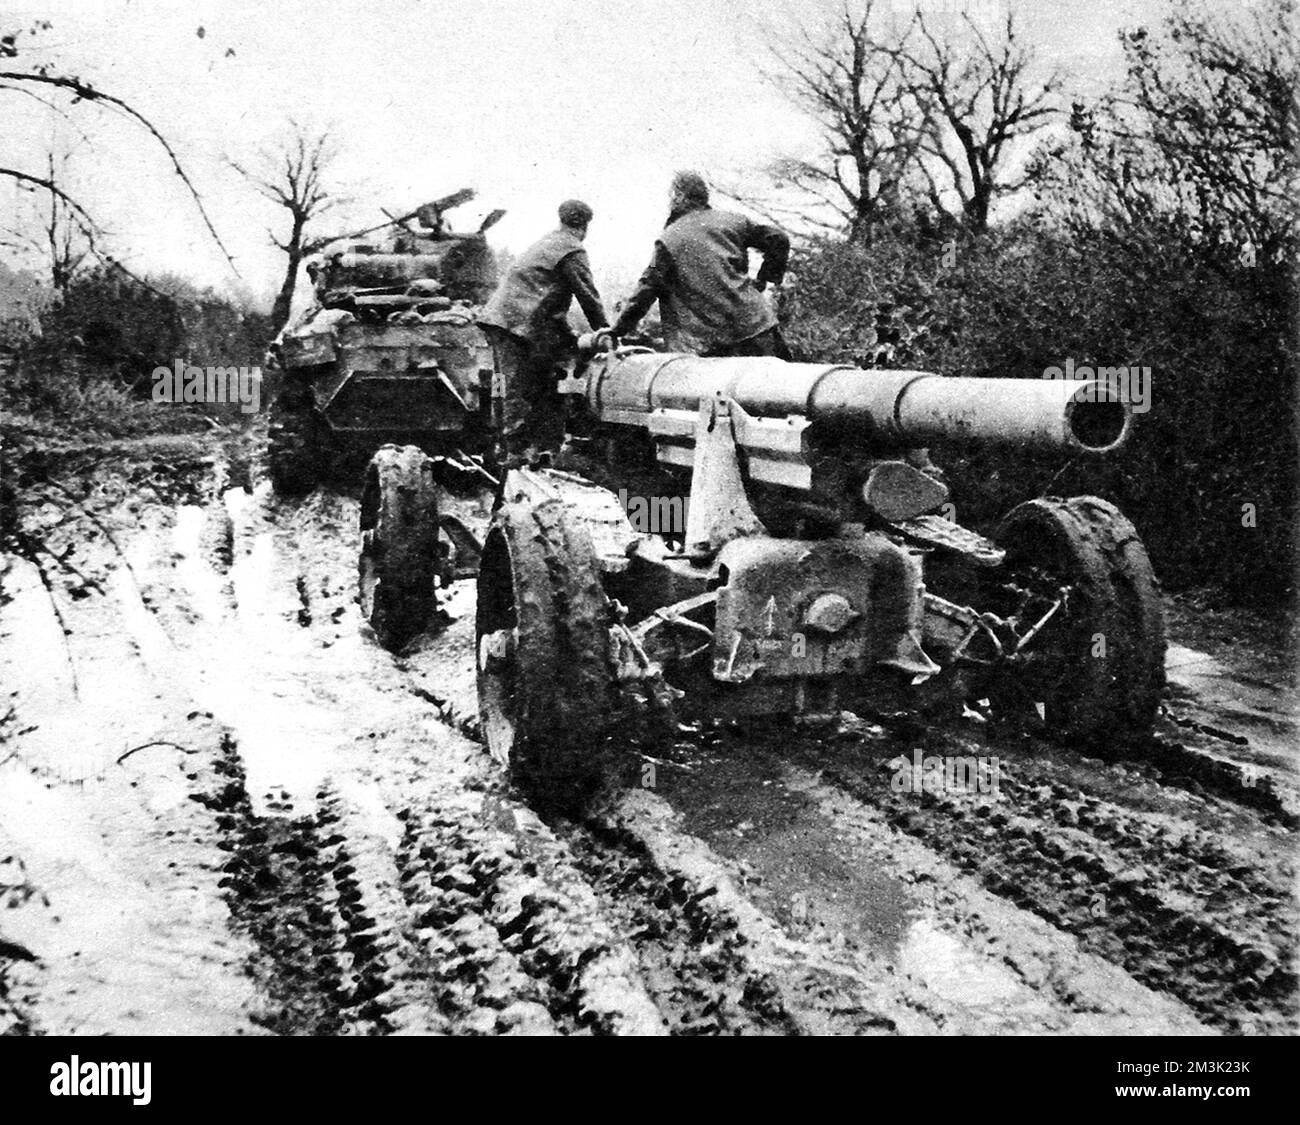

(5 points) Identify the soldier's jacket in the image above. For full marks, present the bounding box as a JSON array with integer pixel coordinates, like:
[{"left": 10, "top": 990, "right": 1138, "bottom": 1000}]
[
  {"left": 478, "top": 227, "right": 607, "bottom": 354},
  {"left": 613, "top": 204, "right": 790, "bottom": 354}
]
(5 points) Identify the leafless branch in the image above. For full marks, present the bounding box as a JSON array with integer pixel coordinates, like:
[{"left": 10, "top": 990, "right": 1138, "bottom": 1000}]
[{"left": 0, "top": 69, "right": 242, "bottom": 277}]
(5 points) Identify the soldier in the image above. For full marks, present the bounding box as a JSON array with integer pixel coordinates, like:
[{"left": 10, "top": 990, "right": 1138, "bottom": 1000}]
[
  {"left": 611, "top": 171, "right": 791, "bottom": 358},
  {"left": 478, "top": 199, "right": 610, "bottom": 466}
]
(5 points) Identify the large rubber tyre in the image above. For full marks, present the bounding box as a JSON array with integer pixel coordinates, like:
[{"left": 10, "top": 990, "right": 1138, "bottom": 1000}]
[
  {"left": 358, "top": 444, "right": 439, "bottom": 651},
  {"left": 268, "top": 386, "right": 326, "bottom": 495},
  {"left": 995, "top": 496, "right": 1165, "bottom": 744},
  {"left": 475, "top": 498, "right": 618, "bottom": 812}
]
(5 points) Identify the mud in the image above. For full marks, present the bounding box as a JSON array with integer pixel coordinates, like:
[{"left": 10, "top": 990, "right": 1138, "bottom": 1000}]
[{"left": 1, "top": 431, "right": 1295, "bottom": 1035}]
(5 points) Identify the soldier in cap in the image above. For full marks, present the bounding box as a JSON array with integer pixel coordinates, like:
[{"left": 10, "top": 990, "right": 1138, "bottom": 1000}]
[
  {"left": 611, "top": 171, "right": 791, "bottom": 358},
  {"left": 478, "top": 199, "right": 610, "bottom": 466}
]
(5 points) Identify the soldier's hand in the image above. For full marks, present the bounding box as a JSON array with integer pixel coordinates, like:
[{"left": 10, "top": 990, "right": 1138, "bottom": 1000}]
[{"left": 579, "top": 328, "right": 616, "bottom": 353}]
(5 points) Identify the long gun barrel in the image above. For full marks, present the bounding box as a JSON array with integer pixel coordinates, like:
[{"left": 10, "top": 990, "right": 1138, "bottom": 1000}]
[{"left": 583, "top": 352, "right": 1132, "bottom": 454}]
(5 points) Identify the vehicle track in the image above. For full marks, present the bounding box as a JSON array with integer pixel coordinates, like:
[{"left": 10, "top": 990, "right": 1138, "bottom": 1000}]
[
  {"left": 394, "top": 794, "right": 664, "bottom": 1034},
  {"left": 776, "top": 722, "right": 1297, "bottom": 1034},
  {"left": 2, "top": 438, "right": 1293, "bottom": 1036},
  {"left": 563, "top": 793, "right": 951, "bottom": 1034},
  {"left": 172, "top": 459, "right": 1300, "bottom": 1036}
]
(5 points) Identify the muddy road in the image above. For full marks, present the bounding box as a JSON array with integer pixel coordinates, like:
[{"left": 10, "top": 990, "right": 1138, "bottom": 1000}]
[{"left": 1, "top": 433, "right": 1295, "bottom": 1036}]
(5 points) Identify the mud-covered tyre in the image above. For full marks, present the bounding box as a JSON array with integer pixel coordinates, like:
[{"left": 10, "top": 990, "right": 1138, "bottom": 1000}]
[
  {"left": 996, "top": 495, "right": 1165, "bottom": 744},
  {"left": 475, "top": 498, "right": 618, "bottom": 811},
  {"left": 268, "top": 390, "right": 325, "bottom": 495},
  {"left": 358, "top": 444, "right": 439, "bottom": 651}
]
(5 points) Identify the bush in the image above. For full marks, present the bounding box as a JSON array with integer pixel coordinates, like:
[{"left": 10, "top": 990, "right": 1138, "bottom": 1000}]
[
  {"left": 782, "top": 217, "right": 1297, "bottom": 607},
  {"left": 1, "top": 266, "right": 273, "bottom": 440}
]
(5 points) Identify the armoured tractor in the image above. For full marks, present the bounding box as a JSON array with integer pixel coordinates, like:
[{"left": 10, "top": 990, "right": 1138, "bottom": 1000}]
[{"left": 267, "top": 189, "right": 504, "bottom": 493}]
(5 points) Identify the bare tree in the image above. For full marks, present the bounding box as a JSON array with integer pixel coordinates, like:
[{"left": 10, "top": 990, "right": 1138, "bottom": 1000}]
[
  {"left": 228, "top": 123, "right": 343, "bottom": 335},
  {"left": 0, "top": 19, "right": 240, "bottom": 283},
  {"left": 1112, "top": 0, "right": 1297, "bottom": 258},
  {"left": 754, "top": 1, "right": 928, "bottom": 242},
  {"left": 1039, "top": 0, "right": 1297, "bottom": 272},
  {"left": 900, "top": 10, "right": 1060, "bottom": 232},
  {"left": 750, "top": 4, "right": 1057, "bottom": 241},
  {"left": 0, "top": 147, "right": 88, "bottom": 291}
]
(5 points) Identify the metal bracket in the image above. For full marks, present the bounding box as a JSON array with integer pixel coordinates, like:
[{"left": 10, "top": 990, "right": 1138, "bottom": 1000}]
[
  {"left": 629, "top": 590, "right": 718, "bottom": 663},
  {"left": 684, "top": 395, "right": 767, "bottom": 562}
]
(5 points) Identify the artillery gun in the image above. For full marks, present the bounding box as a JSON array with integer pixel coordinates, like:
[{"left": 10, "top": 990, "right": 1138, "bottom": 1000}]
[
  {"left": 362, "top": 342, "right": 1164, "bottom": 808},
  {"left": 266, "top": 189, "right": 504, "bottom": 494}
]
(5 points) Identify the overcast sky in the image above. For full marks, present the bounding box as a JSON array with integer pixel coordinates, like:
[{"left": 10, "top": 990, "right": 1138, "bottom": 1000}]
[{"left": 4, "top": 0, "right": 1175, "bottom": 306}]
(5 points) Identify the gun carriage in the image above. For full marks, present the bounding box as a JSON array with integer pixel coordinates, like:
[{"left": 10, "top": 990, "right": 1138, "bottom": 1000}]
[{"left": 361, "top": 342, "right": 1163, "bottom": 807}]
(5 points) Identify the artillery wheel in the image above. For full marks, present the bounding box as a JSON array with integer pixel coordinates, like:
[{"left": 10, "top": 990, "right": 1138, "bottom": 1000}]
[
  {"left": 268, "top": 384, "right": 327, "bottom": 495},
  {"left": 358, "top": 444, "right": 439, "bottom": 651},
  {"left": 475, "top": 498, "right": 618, "bottom": 811},
  {"left": 995, "top": 496, "right": 1165, "bottom": 744}
]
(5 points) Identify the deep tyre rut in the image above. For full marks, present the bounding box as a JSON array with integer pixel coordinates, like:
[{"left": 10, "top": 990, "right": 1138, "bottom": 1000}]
[
  {"left": 564, "top": 792, "right": 973, "bottom": 1035},
  {"left": 395, "top": 793, "right": 665, "bottom": 1035},
  {"left": 791, "top": 730, "right": 1297, "bottom": 1034},
  {"left": 202, "top": 738, "right": 350, "bottom": 1034}
]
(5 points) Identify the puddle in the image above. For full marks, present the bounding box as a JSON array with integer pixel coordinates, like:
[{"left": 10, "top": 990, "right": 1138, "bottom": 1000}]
[
  {"left": 1166, "top": 644, "right": 1292, "bottom": 715},
  {"left": 2, "top": 557, "right": 80, "bottom": 712},
  {"left": 1166, "top": 643, "right": 1298, "bottom": 764},
  {"left": 896, "top": 918, "right": 1023, "bottom": 1006},
  {"left": 110, "top": 486, "right": 392, "bottom": 814},
  {"left": 654, "top": 739, "right": 1052, "bottom": 1014},
  {"left": 5, "top": 556, "right": 162, "bottom": 781},
  {"left": 657, "top": 744, "right": 914, "bottom": 956}
]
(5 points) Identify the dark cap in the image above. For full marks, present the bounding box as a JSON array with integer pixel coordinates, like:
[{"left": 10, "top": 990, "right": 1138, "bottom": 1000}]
[
  {"left": 558, "top": 199, "right": 594, "bottom": 228},
  {"left": 670, "top": 170, "right": 709, "bottom": 205}
]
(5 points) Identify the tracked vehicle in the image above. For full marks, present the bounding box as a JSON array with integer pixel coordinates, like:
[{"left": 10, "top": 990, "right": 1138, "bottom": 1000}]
[
  {"left": 362, "top": 341, "right": 1164, "bottom": 806},
  {"left": 266, "top": 189, "right": 504, "bottom": 494}
]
